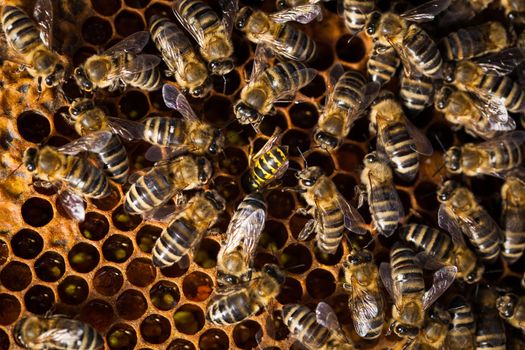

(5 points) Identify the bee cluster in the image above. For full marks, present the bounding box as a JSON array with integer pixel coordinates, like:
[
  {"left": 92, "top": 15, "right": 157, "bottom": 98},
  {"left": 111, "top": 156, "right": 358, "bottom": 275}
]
[{"left": 0, "top": 0, "right": 524, "bottom": 349}]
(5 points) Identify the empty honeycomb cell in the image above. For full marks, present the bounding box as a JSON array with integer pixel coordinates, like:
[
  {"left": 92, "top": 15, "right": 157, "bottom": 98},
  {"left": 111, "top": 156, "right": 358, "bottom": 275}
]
[
  {"left": 80, "top": 299, "right": 115, "bottom": 331},
  {"left": 58, "top": 275, "right": 89, "bottom": 305},
  {"left": 427, "top": 122, "right": 454, "bottom": 151},
  {"left": 92, "top": 0, "right": 121, "bottom": 15},
  {"left": 91, "top": 189, "right": 121, "bottom": 211},
  {"left": 10, "top": 229, "right": 43, "bottom": 259},
  {"left": 21, "top": 197, "right": 53, "bottom": 228},
  {"left": 174, "top": 304, "right": 205, "bottom": 335},
  {"left": 103, "top": 234, "right": 134, "bottom": 263},
  {"left": 306, "top": 268, "right": 336, "bottom": 298},
  {"left": 0, "top": 240, "right": 7, "bottom": 266},
  {"left": 484, "top": 258, "right": 504, "bottom": 283},
  {"left": 125, "top": 0, "right": 150, "bottom": 9},
  {"left": 306, "top": 151, "right": 335, "bottom": 176},
  {"left": 140, "top": 314, "right": 171, "bottom": 344},
  {"left": 331, "top": 293, "right": 353, "bottom": 325},
  {"left": 309, "top": 42, "right": 335, "bottom": 71},
  {"left": 347, "top": 117, "right": 371, "bottom": 142},
  {"left": 414, "top": 181, "right": 439, "bottom": 211},
  {"left": 282, "top": 129, "right": 310, "bottom": 157},
  {"left": 314, "top": 244, "right": 343, "bottom": 265},
  {"left": 107, "top": 323, "right": 138, "bottom": 350},
  {"left": 219, "top": 147, "right": 248, "bottom": 176},
  {"left": 332, "top": 173, "right": 358, "bottom": 201},
  {"left": 34, "top": 252, "right": 66, "bottom": 282},
  {"left": 116, "top": 289, "right": 148, "bottom": 320},
  {"left": 253, "top": 252, "right": 279, "bottom": 270},
  {"left": 137, "top": 225, "right": 162, "bottom": 253},
  {"left": 53, "top": 108, "right": 77, "bottom": 137},
  {"left": 0, "top": 328, "right": 9, "bottom": 350},
  {"left": 233, "top": 320, "right": 262, "bottom": 349},
  {"left": 81, "top": 16, "right": 113, "bottom": 46},
  {"left": 213, "top": 176, "right": 241, "bottom": 203},
  {"left": 267, "top": 310, "right": 290, "bottom": 341},
  {"left": 212, "top": 69, "right": 241, "bottom": 95},
  {"left": 78, "top": 212, "right": 109, "bottom": 241},
  {"left": 260, "top": 220, "right": 288, "bottom": 251},
  {"left": 150, "top": 280, "right": 180, "bottom": 311},
  {"left": 335, "top": 143, "right": 365, "bottom": 172},
  {"left": 168, "top": 338, "right": 196, "bottom": 350},
  {"left": 126, "top": 257, "right": 157, "bottom": 287},
  {"left": 289, "top": 214, "right": 311, "bottom": 241},
  {"left": 182, "top": 271, "right": 213, "bottom": 302},
  {"left": 0, "top": 261, "right": 31, "bottom": 291},
  {"left": 289, "top": 102, "right": 319, "bottom": 130},
  {"left": 46, "top": 135, "right": 70, "bottom": 147},
  {"left": 23, "top": 285, "right": 55, "bottom": 314},
  {"left": 199, "top": 329, "right": 229, "bottom": 350},
  {"left": 280, "top": 244, "right": 312, "bottom": 274},
  {"left": 336, "top": 35, "right": 366, "bottom": 63},
  {"left": 267, "top": 190, "right": 295, "bottom": 219},
  {"left": 300, "top": 75, "right": 326, "bottom": 99},
  {"left": 112, "top": 205, "right": 143, "bottom": 231},
  {"left": 144, "top": 3, "right": 173, "bottom": 20},
  {"left": 0, "top": 294, "right": 20, "bottom": 325},
  {"left": 259, "top": 111, "right": 289, "bottom": 137},
  {"left": 16, "top": 111, "right": 51, "bottom": 143},
  {"left": 68, "top": 242, "right": 100, "bottom": 273},
  {"left": 120, "top": 90, "right": 150, "bottom": 120},
  {"left": 276, "top": 277, "right": 302, "bottom": 305},
  {"left": 160, "top": 256, "right": 190, "bottom": 277},
  {"left": 115, "top": 10, "right": 146, "bottom": 37},
  {"left": 94, "top": 266, "right": 124, "bottom": 296},
  {"left": 203, "top": 96, "right": 232, "bottom": 125},
  {"left": 233, "top": 34, "right": 251, "bottom": 66},
  {"left": 194, "top": 239, "right": 220, "bottom": 269}
]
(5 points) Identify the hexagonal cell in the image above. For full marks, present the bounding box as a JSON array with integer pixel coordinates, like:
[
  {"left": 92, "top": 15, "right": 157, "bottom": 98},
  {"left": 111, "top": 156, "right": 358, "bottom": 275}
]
[
  {"left": 80, "top": 299, "right": 115, "bottom": 331},
  {"left": 266, "top": 310, "right": 290, "bottom": 341},
  {"left": 280, "top": 244, "right": 312, "bottom": 274},
  {"left": 332, "top": 173, "right": 358, "bottom": 202},
  {"left": 137, "top": 225, "right": 162, "bottom": 253},
  {"left": 120, "top": 90, "right": 150, "bottom": 120},
  {"left": 23, "top": 285, "right": 55, "bottom": 314},
  {"left": 259, "top": 111, "right": 289, "bottom": 137},
  {"left": 289, "top": 102, "right": 319, "bottom": 130},
  {"left": 174, "top": 304, "right": 205, "bottom": 335},
  {"left": 21, "top": 197, "right": 53, "bottom": 227},
  {"left": 107, "top": 323, "right": 138, "bottom": 350},
  {"left": 116, "top": 289, "right": 148, "bottom": 320},
  {"left": 112, "top": 205, "right": 142, "bottom": 231},
  {"left": 309, "top": 42, "right": 335, "bottom": 71},
  {"left": 17, "top": 111, "right": 50, "bottom": 143},
  {"left": 91, "top": 0, "right": 121, "bottom": 15},
  {"left": 306, "top": 269, "right": 336, "bottom": 298},
  {"left": 289, "top": 213, "right": 312, "bottom": 241},
  {"left": 94, "top": 266, "right": 124, "bottom": 296},
  {"left": 58, "top": 275, "right": 89, "bottom": 305},
  {"left": 0, "top": 294, "right": 21, "bottom": 325},
  {"left": 79, "top": 212, "right": 109, "bottom": 241},
  {"left": 233, "top": 320, "right": 262, "bottom": 349},
  {"left": 102, "top": 234, "right": 134, "bottom": 263},
  {"left": 267, "top": 190, "right": 295, "bottom": 219},
  {"left": 199, "top": 329, "right": 229, "bottom": 350},
  {"left": 260, "top": 220, "right": 288, "bottom": 251},
  {"left": 34, "top": 252, "right": 66, "bottom": 282},
  {"left": 0, "top": 240, "right": 8, "bottom": 266},
  {"left": 305, "top": 151, "right": 335, "bottom": 176},
  {"left": 182, "top": 271, "right": 213, "bottom": 302},
  {"left": 212, "top": 69, "right": 241, "bottom": 95},
  {"left": 203, "top": 95, "right": 233, "bottom": 126},
  {"left": 81, "top": 16, "right": 112, "bottom": 45},
  {"left": 150, "top": 280, "right": 180, "bottom": 311},
  {"left": 160, "top": 255, "right": 190, "bottom": 278},
  {"left": 140, "top": 314, "right": 171, "bottom": 344},
  {"left": 11, "top": 228, "right": 43, "bottom": 259},
  {"left": 213, "top": 176, "right": 241, "bottom": 203},
  {"left": 194, "top": 239, "right": 220, "bottom": 269},
  {"left": 336, "top": 142, "right": 365, "bottom": 172},
  {"left": 126, "top": 258, "right": 157, "bottom": 287},
  {"left": 0, "top": 261, "right": 31, "bottom": 291},
  {"left": 219, "top": 147, "right": 248, "bottom": 176},
  {"left": 336, "top": 35, "right": 365, "bottom": 63},
  {"left": 0, "top": 328, "right": 9, "bottom": 350},
  {"left": 115, "top": 10, "right": 145, "bottom": 37},
  {"left": 168, "top": 338, "right": 196, "bottom": 350},
  {"left": 91, "top": 189, "right": 121, "bottom": 211},
  {"left": 282, "top": 129, "right": 311, "bottom": 157},
  {"left": 68, "top": 242, "right": 100, "bottom": 273},
  {"left": 125, "top": 0, "right": 149, "bottom": 8},
  {"left": 300, "top": 75, "right": 326, "bottom": 99},
  {"left": 276, "top": 277, "right": 302, "bottom": 305},
  {"left": 414, "top": 181, "right": 439, "bottom": 211}
]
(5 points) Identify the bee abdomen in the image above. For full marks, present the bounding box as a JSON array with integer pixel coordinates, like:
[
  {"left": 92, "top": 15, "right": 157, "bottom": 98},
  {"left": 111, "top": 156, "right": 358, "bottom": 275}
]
[
  {"left": 124, "top": 65, "right": 162, "bottom": 91},
  {"left": 383, "top": 123, "right": 419, "bottom": 181},
  {"left": 177, "top": 0, "right": 219, "bottom": 33},
  {"left": 282, "top": 304, "right": 332, "bottom": 348},
  {"left": 400, "top": 224, "right": 453, "bottom": 263},
  {"left": 334, "top": 71, "right": 366, "bottom": 111},
  {"left": 153, "top": 218, "right": 196, "bottom": 267},
  {"left": 342, "top": 0, "right": 375, "bottom": 34},
  {"left": 276, "top": 25, "right": 317, "bottom": 62},
  {"left": 367, "top": 43, "right": 400, "bottom": 85},
  {"left": 464, "top": 211, "right": 501, "bottom": 262},
  {"left": 370, "top": 187, "right": 401, "bottom": 235},
  {"left": 1, "top": 6, "right": 41, "bottom": 54},
  {"left": 391, "top": 245, "right": 425, "bottom": 295},
  {"left": 67, "top": 158, "right": 110, "bottom": 199},
  {"left": 143, "top": 117, "right": 186, "bottom": 146},
  {"left": 265, "top": 61, "right": 315, "bottom": 96},
  {"left": 486, "top": 134, "right": 525, "bottom": 171},
  {"left": 248, "top": 146, "right": 287, "bottom": 190},
  {"left": 207, "top": 291, "right": 256, "bottom": 325},
  {"left": 124, "top": 170, "right": 172, "bottom": 214},
  {"left": 405, "top": 26, "right": 442, "bottom": 78},
  {"left": 149, "top": 15, "right": 192, "bottom": 71},
  {"left": 98, "top": 135, "right": 129, "bottom": 184},
  {"left": 449, "top": 297, "right": 476, "bottom": 333},
  {"left": 502, "top": 209, "right": 525, "bottom": 263},
  {"left": 479, "top": 75, "right": 525, "bottom": 113},
  {"left": 476, "top": 311, "right": 506, "bottom": 350},
  {"left": 318, "top": 206, "right": 344, "bottom": 254},
  {"left": 400, "top": 73, "right": 434, "bottom": 112}
]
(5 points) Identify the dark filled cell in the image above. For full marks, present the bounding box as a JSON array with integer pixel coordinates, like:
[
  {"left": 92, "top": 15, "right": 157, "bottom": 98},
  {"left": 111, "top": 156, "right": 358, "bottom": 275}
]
[
  {"left": 233, "top": 320, "right": 262, "bottom": 349},
  {"left": 259, "top": 111, "right": 289, "bottom": 137},
  {"left": 306, "top": 269, "right": 336, "bottom": 298},
  {"left": 336, "top": 142, "right": 365, "bottom": 172},
  {"left": 79, "top": 212, "right": 109, "bottom": 241},
  {"left": 0, "top": 294, "right": 21, "bottom": 325},
  {"left": 150, "top": 280, "right": 180, "bottom": 311},
  {"left": 81, "top": 17, "right": 113, "bottom": 46},
  {"left": 126, "top": 258, "right": 157, "bottom": 287},
  {"left": 125, "top": 0, "right": 150, "bottom": 8},
  {"left": 94, "top": 266, "right": 124, "bottom": 296},
  {"left": 276, "top": 277, "right": 302, "bottom": 305},
  {"left": 141, "top": 314, "right": 171, "bottom": 344},
  {"left": 0, "top": 240, "right": 7, "bottom": 266},
  {"left": 203, "top": 95, "right": 233, "bottom": 125},
  {"left": 102, "top": 234, "right": 134, "bottom": 263},
  {"left": 120, "top": 90, "right": 150, "bottom": 120},
  {"left": 58, "top": 276, "right": 89, "bottom": 305},
  {"left": 213, "top": 176, "right": 241, "bottom": 203},
  {"left": 0, "top": 328, "right": 9, "bottom": 350},
  {"left": 219, "top": 147, "right": 248, "bottom": 176},
  {"left": 290, "top": 102, "right": 319, "bottom": 129},
  {"left": 182, "top": 271, "right": 213, "bottom": 302},
  {"left": 336, "top": 35, "right": 365, "bottom": 62},
  {"left": 300, "top": 74, "right": 326, "bottom": 99},
  {"left": 115, "top": 10, "right": 145, "bottom": 37},
  {"left": 160, "top": 256, "right": 190, "bottom": 278},
  {"left": 260, "top": 220, "right": 288, "bottom": 251},
  {"left": 199, "top": 329, "right": 229, "bottom": 350},
  {"left": 107, "top": 323, "right": 138, "bottom": 350},
  {"left": 68, "top": 242, "right": 100, "bottom": 273},
  {"left": 173, "top": 304, "right": 205, "bottom": 335},
  {"left": 213, "top": 69, "right": 241, "bottom": 95},
  {"left": 309, "top": 42, "right": 335, "bottom": 71},
  {"left": 282, "top": 129, "right": 311, "bottom": 157},
  {"left": 91, "top": 188, "right": 121, "bottom": 211},
  {"left": 91, "top": 0, "right": 121, "bottom": 15},
  {"left": 23, "top": 285, "right": 55, "bottom": 314},
  {"left": 314, "top": 243, "right": 344, "bottom": 265},
  {"left": 53, "top": 108, "right": 77, "bottom": 137},
  {"left": 194, "top": 239, "right": 220, "bottom": 269},
  {"left": 112, "top": 205, "right": 142, "bottom": 231},
  {"left": 0, "top": 261, "right": 31, "bottom": 291},
  {"left": 267, "top": 190, "right": 295, "bottom": 219},
  {"left": 280, "top": 244, "right": 312, "bottom": 274},
  {"left": 305, "top": 151, "right": 335, "bottom": 176},
  {"left": 11, "top": 229, "right": 43, "bottom": 259},
  {"left": 427, "top": 122, "right": 455, "bottom": 151},
  {"left": 34, "top": 252, "right": 66, "bottom": 282},
  {"left": 17, "top": 111, "right": 51, "bottom": 143},
  {"left": 79, "top": 299, "right": 115, "bottom": 331},
  {"left": 21, "top": 197, "right": 53, "bottom": 227},
  {"left": 414, "top": 181, "right": 439, "bottom": 211},
  {"left": 168, "top": 339, "right": 196, "bottom": 350},
  {"left": 136, "top": 225, "right": 162, "bottom": 253},
  {"left": 116, "top": 289, "right": 148, "bottom": 320}
]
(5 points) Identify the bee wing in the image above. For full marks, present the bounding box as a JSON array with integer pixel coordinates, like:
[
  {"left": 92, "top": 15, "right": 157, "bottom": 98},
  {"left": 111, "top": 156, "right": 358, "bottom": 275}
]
[
  {"left": 379, "top": 262, "right": 401, "bottom": 306},
  {"left": 224, "top": 206, "right": 266, "bottom": 260},
  {"left": 350, "top": 286, "right": 383, "bottom": 337},
  {"left": 273, "top": 68, "right": 318, "bottom": 102},
  {"left": 400, "top": 0, "right": 451, "bottom": 23},
  {"left": 324, "top": 63, "right": 345, "bottom": 107},
  {"left": 219, "top": 0, "right": 238, "bottom": 35},
  {"left": 269, "top": 4, "right": 322, "bottom": 24},
  {"left": 249, "top": 44, "right": 273, "bottom": 83},
  {"left": 56, "top": 131, "right": 112, "bottom": 155},
  {"left": 172, "top": 4, "right": 206, "bottom": 48},
  {"left": 475, "top": 48, "right": 525, "bottom": 76},
  {"left": 162, "top": 84, "right": 199, "bottom": 121},
  {"left": 336, "top": 191, "right": 367, "bottom": 235},
  {"left": 250, "top": 127, "right": 284, "bottom": 162},
  {"left": 368, "top": 172, "right": 404, "bottom": 235},
  {"left": 403, "top": 116, "right": 433, "bottom": 156},
  {"left": 470, "top": 131, "right": 525, "bottom": 176},
  {"left": 58, "top": 189, "right": 86, "bottom": 222},
  {"left": 315, "top": 302, "right": 342, "bottom": 332},
  {"left": 107, "top": 117, "right": 146, "bottom": 141},
  {"left": 33, "top": 0, "right": 54, "bottom": 49},
  {"left": 32, "top": 326, "right": 85, "bottom": 346},
  {"left": 437, "top": 1, "right": 475, "bottom": 29},
  {"left": 154, "top": 23, "right": 190, "bottom": 70},
  {"left": 104, "top": 31, "right": 150, "bottom": 56},
  {"left": 349, "top": 80, "right": 381, "bottom": 120},
  {"left": 422, "top": 265, "right": 457, "bottom": 310},
  {"left": 387, "top": 38, "right": 420, "bottom": 78},
  {"left": 466, "top": 90, "right": 511, "bottom": 126},
  {"left": 144, "top": 145, "right": 189, "bottom": 162},
  {"left": 438, "top": 204, "right": 467, "bottom": 247},
  {"left": 118, "top": 54, "right": 161, "bottom": 77}
]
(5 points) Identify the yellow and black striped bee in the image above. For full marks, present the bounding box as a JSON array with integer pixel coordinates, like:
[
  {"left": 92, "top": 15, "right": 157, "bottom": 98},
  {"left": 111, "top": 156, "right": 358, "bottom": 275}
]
[
  {"left": 400, "top": 223, "right": 484, "bottom": 284},
  {"left": 437, "top": 180, "right": 502, "bottom": 263},
  {"left": 342, "top": 0, "right": 375, "bottom": 36},
  {"left": 369, "top": 90, "right": 433, "bottom": 182},
  {"left": 446, "top": 296, "right": 476, "bottom": 350},
  {"left": 367, "top": 42, "right": 400, "bottom": 86},
  {"left": 476, "top": 287, "right": 507, "bottom": 350},
  {"left": 235, "top": 5, "right": 319, "bottom": 62},
  {"left": 14, "top": 315, "right": 103, "bottom": 350},
  {"left": 173, "top": 0, "right": 236, "bottom": 76},
  {"left": 246, "top": 128, "right": 289, "bottom": 193},
  {"left": 342, "top": 249, "right": 385, "bottom": 339},
  {"left": 1, "top": 0, "right": 66, "bottom": 93},
  {"left": 216, "top": 192, "right": 267, "bottom": 287},
  {"left": 314, "top": 66, "right": 380, "bottom": 151},
  {"left": 380, "top": 244, "right": 457, "bottom": 339},
  {"left": 405, "top": 306, "right": 450, "bottom": 350},
  {"left": 149, "top": 15, "right": 211, "bottom": 98},
  {"left": 207, "top": 263, "right": 285, "bottom": 325},
  {"left": 73, "top": 31, "right": 162, "bottom": 92},
  {"left": 501, "top": 176, "right": 525, "bottom": 264},
  {"left": 444, "top": 130, "right": 525, "bottom": 178},
  {"left": 23, "top": 136, "right": 112, "bottom": 222},
  {"left": 282, "top": 302, "right": 355, "bottom": 349},
  {"left": 152, "top": 190, "right": 225, "bottom": 268},
  {"left": 123, "top": 155, "right": 212, "bottom": 218},
  {"left": 496, "top": 293, "right": 525, "bottom": 332},
  {"left": 399, "top": 72, "right": 435, "bottom": 113}
]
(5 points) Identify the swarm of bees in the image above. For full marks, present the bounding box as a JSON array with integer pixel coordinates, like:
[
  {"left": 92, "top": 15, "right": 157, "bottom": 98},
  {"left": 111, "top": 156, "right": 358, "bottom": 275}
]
[{"left": 2, "top": 0, "right": 525, "bottom": 348}]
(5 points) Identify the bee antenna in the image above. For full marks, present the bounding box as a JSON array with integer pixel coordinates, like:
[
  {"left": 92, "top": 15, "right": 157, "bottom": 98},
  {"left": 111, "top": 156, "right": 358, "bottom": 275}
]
[
  {"left": 296, "top": 147, "right": 308, "bottom": 167},
  {"left": 363, "top": 237, "right": 374, "bottom": 249},
  {"left": 432, "top": 162, "right": 446, "bottom": 178},
  {"left": 2, "top": 162, "right": 24, "bottom": 183},
  {"left": 222, "top": 75, "right": 227, "bottom": 95},
  {"left": 434, "top": 134, "right": 447, "bottom": 152}
]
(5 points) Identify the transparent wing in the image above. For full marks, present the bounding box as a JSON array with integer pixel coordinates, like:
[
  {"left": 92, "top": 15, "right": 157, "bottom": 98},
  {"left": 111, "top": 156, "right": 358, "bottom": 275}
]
[
  {"left": 104, "top": 31, "right": 150, "bottom": 56},
  {"left": 162, "top": 84, "right": 199, "bottom": 121},
  {"left": 438, "top": 204, "right": 466, "bottom": 247},
  {"left": 336, "top": 191, "right": 367, "bottom": 235},
  {"left": 35, "top": 327, "right": 84, "bottom": 346},
  {"left": 404, "top": 116, "right": 433, "bottom": 156},
  {"left": 368, "top": 172, "right": 404, "bottom": 236},
  {"left": 118, "top": 54, "right": 161, "bottom": 77},
  {"left": 173, "top": 3, "right": 206, "bottom": 47},
  {"left": 437, "top": 1, "right": 475, "bottom": 29},
  {"left": 467, "top": 90, "right": 510, "bottom": 125},
  {"left": 350, "top": 287, "right": 383, "bottom": 337},
  {"left": 250, "top": 128, "right": 283, "bottom": 163},
  {"left": 379, "top": 263, "right": 397, "bottom": 302},
  {"left": 388, "top": 38, "right": 419, "bottom": 78},
  {"left": 224, "top": 205, "right": 266, "bottom": 260},
  {"left": 219, "top": 0, "right": 238, "bottom": 35},
  {"left": 273, "top": 68, "right": 317, "bottom": 102},
  {"left": 325, "top": 63, "right": 345, "bottom": 105},
  {"left": 33, "top": 0, "right": 54, "bottom": 49},
  {"left": 154, "top": 22, "right": 190, "bottom": 71},
  {"left": 422, "top": 265, "right": 457, "bottom": 309},
  {"left": 475, "top": 48, "right": 525, "bottom": 76},
  {"left": 58, "top": 189, "right": 86, "bottom": 222},
  {"left": 107, "top": 117, "right": 146, "bottom": 141},
  {"left": 400, "top": 0, "right": 451, "bottom": 22},
  {"left": 315, "top": 302, "right": 341, "bottom": 331},
  {"left": 258, "top": 34, "right": 306, "bottom": 61},
  {"left": 249, "top": 44, "right": 273, "bottom": 83},
  {"left": 269, "top": 4, "right": 322, "bottom": 24},
  {"left": 298, "top": 218, "right": 316, "bottom": 240},
  {"left": 144, "top": 145, "right": 189, "bottom": 162},
  {"left": 349, "top": 80, "right": 381, "bottom": 120},
  {"left": 56, "top": 131, "right": 112, "bottom": 155}
]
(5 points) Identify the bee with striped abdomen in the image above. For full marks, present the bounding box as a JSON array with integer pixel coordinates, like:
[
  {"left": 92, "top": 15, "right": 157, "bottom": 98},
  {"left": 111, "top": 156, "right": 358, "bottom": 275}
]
[
  {"left": 405, "top": 306, "right": 450, "bottom": 350},
  {"left": 149, "top": 15, "right": 211, "bottom": 98},
  {"left": 476, "top": 287, "right": 507, "bottom": 350},
  {"left": 73, "top": 31, "right": 162, "bottom": 92},
  {"left": 399, "top": 72, "right": 435, "bottom": 113},
  {"left": 216, "top": 192, "right": 267, "bottom": 287},
  {"left": 207, "top": 263, "right": 285, "bottom": 325},
  {"left": 235, "top": 5, "right": 319, "bottom": 62},
  {"left": 314, "top": 66, "right": 380, "bottom": 151},
  {"left": 446, "top": 296, "right": 476, "bottom": 350},
  {"left": 379, "top": 244, "right": 457, "bottom": 339},
  {"left": 437, "top": 180, "right": 502, "bottom": 263},
  {"left": 367, "top": 42, "right": 400, "bottom": 86},
  {"left": 496, "top": 293, "right": 525, "bottom": 332},
  {"left": 342, "top": 0, "right": 375, "bottom": 36},
  {"left": 501, "top": 0, "right": 525, "bottom": 25},
  {"left": 173, "top": 0, "right": 236, "bottom": 76},
  {"left": 501, "top": 176, "right": 525, "bottom": 264},
  {"left": 152, "top": 190, "right": 225, "bottom": 268},
  {"left": 358, "top": 152, "right": 404, "bottom": 237},
  {"left": 1, "top": 0, "right": 66, "bottom": 93},
  {"left": 369, "top": 91, "right": 433, "bottom": 182},
  {"left": 14, "top": 315, "right": 103, "bottom": 350},
  {"left": 342, "top": 249, "right": 386, "bottom": 339}
]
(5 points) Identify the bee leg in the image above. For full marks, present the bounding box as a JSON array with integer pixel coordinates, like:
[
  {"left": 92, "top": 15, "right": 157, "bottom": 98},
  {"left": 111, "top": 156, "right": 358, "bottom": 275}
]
[
  {"left": 174, "top": 192, "right": 187, "bottom": 207},
  {"left": 355, "top": 185, "right": 366, "bottom": 208},
  {"left": 267, "top": 107, "right": 277, "bottom": 116},
  {"left": 164, "top": 69, "right": 174, "bottom": 77},
  {"left": 298, "top": 218, "right": 316, "bottom": 240},
  {"left": 36, "top": 77, "right": 43, "bottom": 96}
]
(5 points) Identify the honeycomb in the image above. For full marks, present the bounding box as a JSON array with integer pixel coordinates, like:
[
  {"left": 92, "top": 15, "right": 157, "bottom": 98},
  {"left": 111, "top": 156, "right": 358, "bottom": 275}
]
[{"left": 0, "top": 0, "right": 524, "bottom": 349}]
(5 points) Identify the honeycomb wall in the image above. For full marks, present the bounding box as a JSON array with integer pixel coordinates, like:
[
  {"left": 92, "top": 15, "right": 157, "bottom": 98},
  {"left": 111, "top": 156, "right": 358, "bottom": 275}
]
[{"left": 0, "top": 0, "right": 523, "bottom": 349}]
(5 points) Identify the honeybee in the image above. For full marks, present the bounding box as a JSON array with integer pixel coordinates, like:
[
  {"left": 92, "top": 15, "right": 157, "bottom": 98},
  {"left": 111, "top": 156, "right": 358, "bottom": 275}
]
[
  {"left": 235, "top": 5, "right": 319, "bottom": 62},
  {"left": 173, "top": 0, "right": 236, "bottom": 76},
  {"left": 275, "top": 0, "right": 324, "bottom": 10},
  {"left": 369, "top": 90, "right": 433, "bottom": 181},
  {"left": 379, "top": 244, "right": 457, "bottom": 339},
  {"left": 152, "top": 190, "right": 225, "bottom": 268},
  {"left": 294, "top": 166, "right": 366, "bottom": 254},
  {"left": 501, "top": 176, "right": 525, "bottom": 264},
  {"left": 246, "top": 128, "right": 289, "bottom": 192},
  {"left": 437, "top": 180, "right": 502, "bottom": 263},
  {"left": 358, "top": 152, "right": 404, "bottom": 237},
  {"left": 149, "top": 15, "right": 211, "bottom": 98},
  {"left": 440, "top": 22, "right": 510, "bottom": 61},
  {"left": 207, "top": 263, "right": 285, "bottom": 325},
  {"left": 399, "top": 71, "right": 434, "bottom": 113},
  {"left": 400, "top": 223, "right": 484, "bottom": 284},
  {"left": 501, "top": 0, "right": 525, "bottom": 24},
  {"left": 342, "top": 0, "right": 375, "bottom": 36},
  {"left": 73, "top": 31, "right": 162, "bottom": 92},
  {"left": 367, "top": 42, "right": 401, "bottom": 86},
  {"left": 342, "top": 249, "right": 386, "bottom": 339},
  {"left": 123, "top": 155, "right": 212, "bottom": 217},
  {"left": 14, "top": 315, "right": 103, "bottom": 350},
  {"left": 405, "top": 306, "right": 450, "bottom": 350},
  {"left": 446, "top": 296, "right": 476, "bottom": 350},
  {"left": 434, "top": 85, "right": 516, "bottom": 140},
  {"left": 24, "top": 136, "right": 113, "bottom": 222},
  {"left": 364, "top": 0, "right": 451, "bottom": 79},
  {"left": 496, "top": 293, "right": 525, "bottom": 332},
  {"left": 1, "top": 0, "right": 65, "bottom": 92},
  {"left": 443, "top": 130, "right": 525, "bottom": 178},
  {"left": 282, "top": 302, "right": 355, "bottom": 349},
  {"left": 234, "top": 47, "right": 317, "bottom": 130},
  {"left": 476, "top": 287, "right": 507, "bottom": 350},
  {"left": 216, "top": 192, "right": 267, "bottom": 287},
  {"left": 314, "top": 66, "right": 380, "bottom": 151}
]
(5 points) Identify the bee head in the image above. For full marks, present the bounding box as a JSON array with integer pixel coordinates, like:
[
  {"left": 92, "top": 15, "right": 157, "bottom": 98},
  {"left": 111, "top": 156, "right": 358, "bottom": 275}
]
[
  {"left": 437, "top": 180, "right": 459, "bottom": 202},
  {"left": 364, "top": 151, "right": 379, "bottom": 164},
  {"left": 435, "top": 86, "right": 453, "bottom": 111},
  {"left": 390, "top": 321, "right": 419, "bottom": 338},
  {"left": 44, "top": 63, "right": 65, "bottom": 88},
  {"left": 443, "top": 63, "right": 456, "bottom": 84},
  {"left": 466, "top": 264, "right": 484, "bottom": 284},
  {"left": 314, "top": 130, "right": 339, "bottom": 150},
  {"left": 365, "top": 11, "right": 382, "bottom": 37},
  {"left": 209, "top": 59, "right": 235, "bottom": 76},
  {"left": 14, "top": 316, "right": 43, "bottom": 347},
  {"left": 234, "top": 101, "right": 262, "bottom": 126},
  {"left": 190, "top": 77, "right": 212, "bottom": 98},
  {"left": 23, "top": 147, "right": 39, "bottom": 172},
  {"left": 444, "top": 147, "right": 462, "bottom": 173},
  {"left": 217, "top": 271, "right": 240, "bottom": 286},
  {"left": 235, "top": 7, "right": 254, "bottom": 30},
  {"left": 69, "top": 98, "right": 95, "bottom": 117},
  {"left": 196, "top": 157, "right": 212, "bottom": 184},
  {"left": 296, "top": 166, "right": 322, "bottom": 187},
  {"left": 262, "top": 264, "right": 286, "bottom": 284},
  {"left": 275, "top": 0, "right": 288, "bottom": 10},
  {"left": 496, "top": 294, "right": 518, "bottom": 318},
  {"left": 344, "top": 250, "right": 373, "bottom": 267},
  {"left": 204, "top": 190, "right": 226, "bottom": 211},
  {"left": 208, "top": 129, "right": 224, "bottom": 155},
  {"left": 73, "top": 67, "right": 93, "bottom": 91}
]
